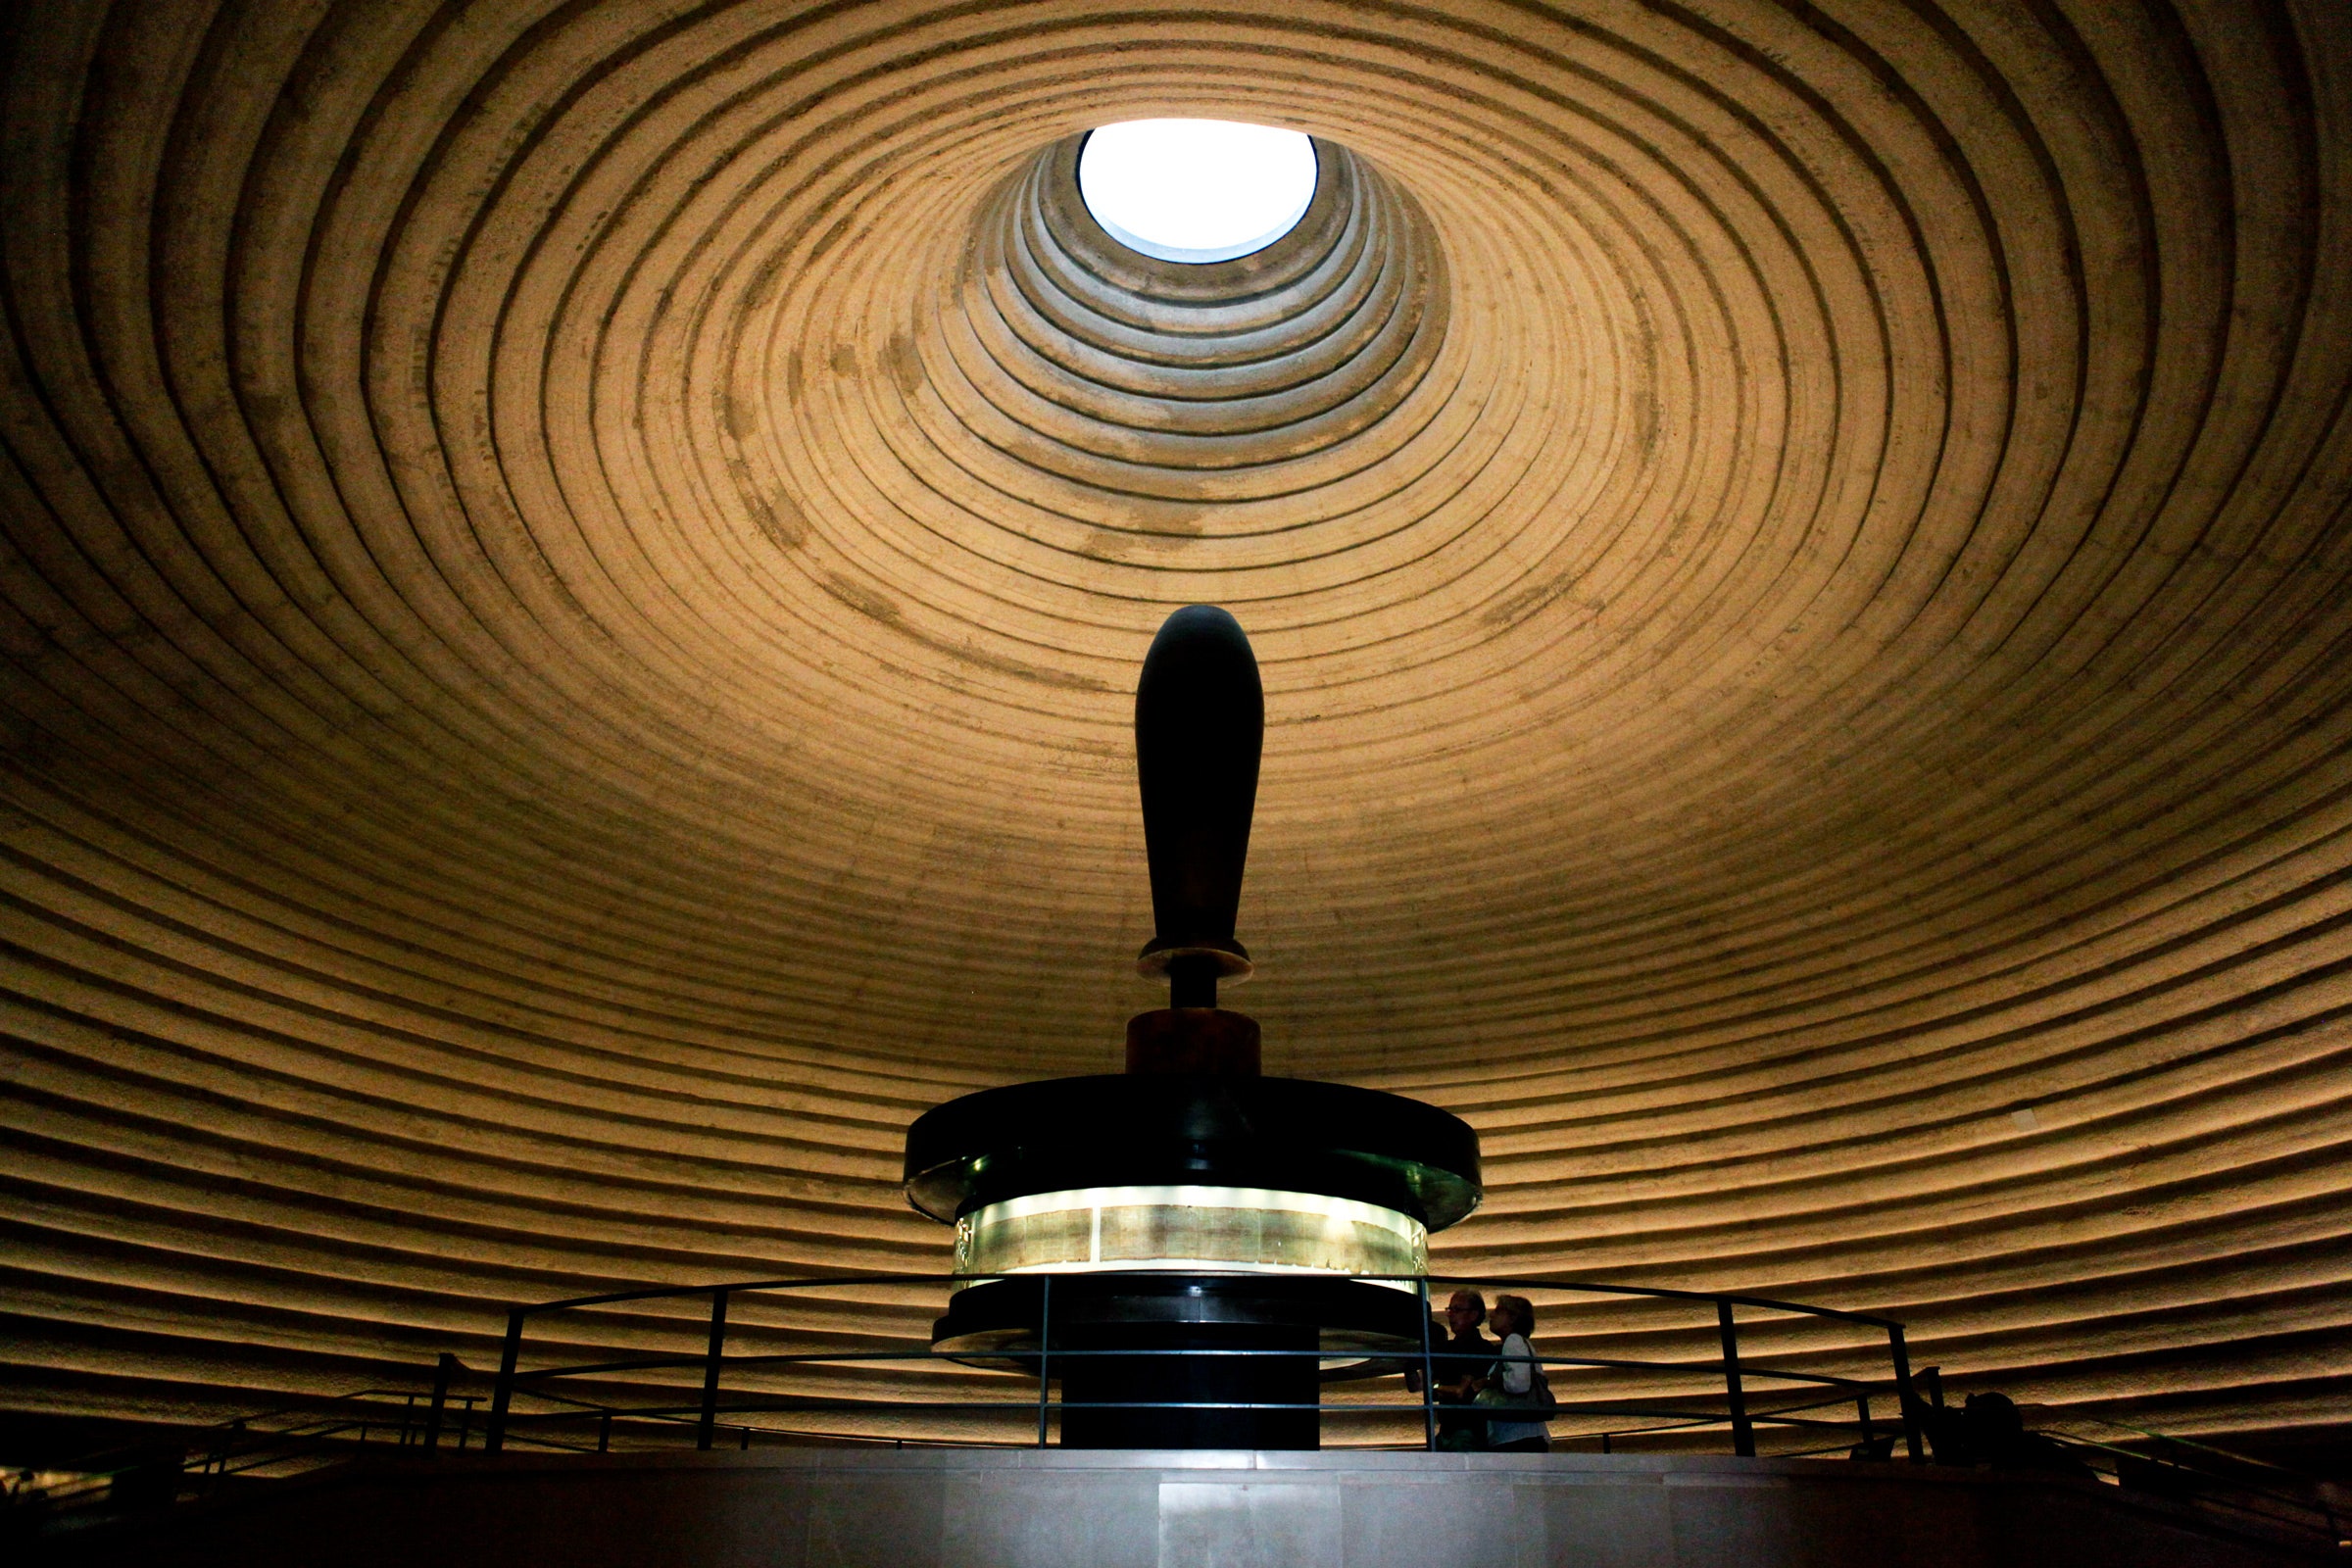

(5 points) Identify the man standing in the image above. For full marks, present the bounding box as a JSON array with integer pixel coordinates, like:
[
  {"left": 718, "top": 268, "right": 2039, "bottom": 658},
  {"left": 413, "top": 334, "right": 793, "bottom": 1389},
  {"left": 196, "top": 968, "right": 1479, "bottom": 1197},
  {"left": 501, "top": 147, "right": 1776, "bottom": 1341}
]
[{"left": 1405, "top": 1291, "right": 1495, "bottom": 1449}]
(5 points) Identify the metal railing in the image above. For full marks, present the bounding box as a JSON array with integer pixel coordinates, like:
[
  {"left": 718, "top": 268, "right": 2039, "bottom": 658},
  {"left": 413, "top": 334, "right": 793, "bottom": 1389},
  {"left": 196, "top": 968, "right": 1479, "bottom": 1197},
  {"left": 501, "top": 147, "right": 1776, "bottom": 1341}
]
[
  {"left": 5, "top": 1355, "right": 491, "bottom": 1535},
  {"left": 475, "top": 1272, "right": 1926, "bottom": 1459},
  {"left": 14, "top": 1282, "right": 2342, "bottom": 1563},
  {"left": 186, "top": 1354, "right": 489, "bottom": 1482},
  {"left": 1965, "top": 1406, "right": 2348, "bottom": 1554}
]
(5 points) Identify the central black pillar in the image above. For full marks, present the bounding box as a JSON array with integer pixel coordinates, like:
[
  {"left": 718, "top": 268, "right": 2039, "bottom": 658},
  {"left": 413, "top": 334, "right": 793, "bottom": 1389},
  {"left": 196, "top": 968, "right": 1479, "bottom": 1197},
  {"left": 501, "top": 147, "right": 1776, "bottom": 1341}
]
[{"left": 1057, "top": 1321, "right": 1319, "bottom": 1449}]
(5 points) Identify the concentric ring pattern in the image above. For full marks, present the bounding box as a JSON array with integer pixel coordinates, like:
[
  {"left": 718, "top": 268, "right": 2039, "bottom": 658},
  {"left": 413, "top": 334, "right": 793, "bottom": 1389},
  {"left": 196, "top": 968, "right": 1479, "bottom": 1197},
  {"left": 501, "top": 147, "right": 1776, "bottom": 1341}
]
[{"left": 3, "top": 0, "right": 2349, "bottom": 1449}]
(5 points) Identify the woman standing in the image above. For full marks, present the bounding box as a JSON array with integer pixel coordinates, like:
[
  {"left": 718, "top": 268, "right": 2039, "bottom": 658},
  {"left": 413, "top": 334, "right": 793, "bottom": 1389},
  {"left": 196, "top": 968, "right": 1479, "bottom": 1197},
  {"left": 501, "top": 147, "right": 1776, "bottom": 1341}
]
[{"left": 1478, "top": 1294, "right": 1551, "bottom": 1452}]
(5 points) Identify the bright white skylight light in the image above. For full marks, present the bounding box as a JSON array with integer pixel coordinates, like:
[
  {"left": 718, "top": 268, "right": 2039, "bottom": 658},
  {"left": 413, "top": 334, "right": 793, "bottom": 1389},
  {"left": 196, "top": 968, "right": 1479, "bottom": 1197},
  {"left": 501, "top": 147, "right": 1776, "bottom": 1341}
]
[{"left": 1078, "top": 120, "right": 1318, "bottom": 264}]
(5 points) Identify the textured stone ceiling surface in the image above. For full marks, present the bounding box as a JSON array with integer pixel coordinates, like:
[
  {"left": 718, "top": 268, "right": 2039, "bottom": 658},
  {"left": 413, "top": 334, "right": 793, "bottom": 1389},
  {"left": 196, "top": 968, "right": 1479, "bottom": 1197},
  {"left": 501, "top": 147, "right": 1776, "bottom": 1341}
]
[{"left": 3, "top": 0, "right": 2350, "bottom": 1445}]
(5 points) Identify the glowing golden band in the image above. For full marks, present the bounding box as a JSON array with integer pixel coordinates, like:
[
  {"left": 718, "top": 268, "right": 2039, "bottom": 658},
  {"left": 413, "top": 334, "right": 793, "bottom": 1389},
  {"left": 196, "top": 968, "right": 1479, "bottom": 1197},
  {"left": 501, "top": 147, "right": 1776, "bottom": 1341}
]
[{"left": 955, "top": 1185, "right": 1427, "bottom": 1284}]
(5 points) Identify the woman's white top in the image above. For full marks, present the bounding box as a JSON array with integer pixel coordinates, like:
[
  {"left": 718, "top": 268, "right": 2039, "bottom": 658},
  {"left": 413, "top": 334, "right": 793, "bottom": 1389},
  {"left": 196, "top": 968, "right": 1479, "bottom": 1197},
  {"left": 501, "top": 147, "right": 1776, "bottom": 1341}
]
[{"left": 1487, "top": 1331, "right": 1548, "bottom": 1446}]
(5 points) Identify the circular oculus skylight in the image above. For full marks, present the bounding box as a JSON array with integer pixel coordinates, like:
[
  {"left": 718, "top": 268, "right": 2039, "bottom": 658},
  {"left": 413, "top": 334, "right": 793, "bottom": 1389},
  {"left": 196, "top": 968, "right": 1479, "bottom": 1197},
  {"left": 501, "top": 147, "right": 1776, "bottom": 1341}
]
[{"left": 1077, "top": 119, "right": 1318, "bottom": 264}]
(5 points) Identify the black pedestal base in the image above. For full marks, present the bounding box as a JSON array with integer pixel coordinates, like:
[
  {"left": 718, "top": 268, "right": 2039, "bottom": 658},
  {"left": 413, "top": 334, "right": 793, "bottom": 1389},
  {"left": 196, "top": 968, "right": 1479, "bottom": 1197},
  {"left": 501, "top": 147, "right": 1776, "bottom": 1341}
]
[
  {"left": 1057, "top": 1321, "right": 1319, "bottom": 1449},
  {"left": 934, "top": 1273, "right": 1423, "bottom": 1450}
]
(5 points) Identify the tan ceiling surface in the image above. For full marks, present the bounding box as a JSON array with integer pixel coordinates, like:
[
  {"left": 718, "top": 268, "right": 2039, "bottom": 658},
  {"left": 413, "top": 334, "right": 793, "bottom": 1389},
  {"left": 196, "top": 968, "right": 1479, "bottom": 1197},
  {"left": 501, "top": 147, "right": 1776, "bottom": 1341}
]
[{"left": 3, "top": 0, "right": 2350, "bottom": 1444}]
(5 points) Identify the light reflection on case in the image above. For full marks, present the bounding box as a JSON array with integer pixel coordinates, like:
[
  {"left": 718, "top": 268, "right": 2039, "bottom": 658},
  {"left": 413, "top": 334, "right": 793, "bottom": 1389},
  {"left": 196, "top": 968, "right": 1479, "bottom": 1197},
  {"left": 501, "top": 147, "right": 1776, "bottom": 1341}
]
[{"left": 955, "top": 1185, "right": 1426, "bottom": 1289}]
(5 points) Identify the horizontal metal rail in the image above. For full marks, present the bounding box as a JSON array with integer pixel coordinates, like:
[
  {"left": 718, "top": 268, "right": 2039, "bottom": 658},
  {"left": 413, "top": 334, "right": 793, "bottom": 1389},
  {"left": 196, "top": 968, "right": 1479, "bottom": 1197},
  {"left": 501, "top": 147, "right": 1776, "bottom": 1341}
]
[
  {"left": 514, "top": 1347, "right": 1875, "bottom": 1377},
  {"left": 479, "top": 1270, "right": 1924, "bottom": 1462},
  {"left": 507, "top": 1271, "right": 1901, "bottom": 1329}
]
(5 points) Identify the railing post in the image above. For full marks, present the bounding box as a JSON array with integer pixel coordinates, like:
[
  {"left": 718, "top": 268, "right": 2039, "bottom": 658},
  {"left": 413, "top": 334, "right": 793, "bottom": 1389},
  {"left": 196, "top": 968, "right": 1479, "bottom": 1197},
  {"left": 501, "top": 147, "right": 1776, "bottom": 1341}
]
[
  {"left": 697, "top": 1289, "right": 730, "bottom": 1451},
  {"left": 1035, "top": 1275, "right": 1053, "bottom": 1449},
  {"left": 1856, "top": 1393, "right": 1875, "bottom": 1457},
  {"left": 424, "top": 1352, "right": 457, "bottom": 1450},
  {"left": 485, "top": 1311, "right": 524, "bottom": 1453},
  {"left": 1888, "top": 1325, "right": 1924, "bottom": 1462},
  {"left": 1416, "top": 1276, "right": 1438, "bottom": 1451},
  {"left": 206, "top": 1419, "right": 244, "bottom": 1495},
  {"left": 1717, "top": 1300, "right": 1754, "bottom": 1457},
  {"left": 598, "top": 1409, "right": 612, "bottom": 1453}
]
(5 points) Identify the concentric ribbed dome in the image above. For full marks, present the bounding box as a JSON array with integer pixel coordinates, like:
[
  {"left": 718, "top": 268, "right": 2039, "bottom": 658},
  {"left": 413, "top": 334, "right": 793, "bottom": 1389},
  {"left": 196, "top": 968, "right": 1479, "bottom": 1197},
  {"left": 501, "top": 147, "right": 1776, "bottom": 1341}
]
[{"left": 3, "top": 0, "right": 2348, "bottom": 1451}]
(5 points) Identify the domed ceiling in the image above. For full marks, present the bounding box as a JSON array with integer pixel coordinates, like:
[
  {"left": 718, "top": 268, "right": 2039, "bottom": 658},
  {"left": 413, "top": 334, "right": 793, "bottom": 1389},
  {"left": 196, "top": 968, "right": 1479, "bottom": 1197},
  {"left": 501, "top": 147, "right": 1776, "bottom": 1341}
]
[{"left": 3, "top": 0, "right": 2349, "bottom": 1448}]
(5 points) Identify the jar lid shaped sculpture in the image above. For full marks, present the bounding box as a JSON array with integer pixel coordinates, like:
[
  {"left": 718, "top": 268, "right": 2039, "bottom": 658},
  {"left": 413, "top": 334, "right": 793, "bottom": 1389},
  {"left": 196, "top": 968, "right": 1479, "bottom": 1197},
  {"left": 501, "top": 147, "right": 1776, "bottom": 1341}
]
[
  {"left": 1136, "top": 605, "right": 1261, "bottom": 994},
  {"left": 903, "top": 606, "right": 1482, "bottom": 1448},
  {"left": 1128, "top": 606, "right": 1267, "bottom": 1072}
]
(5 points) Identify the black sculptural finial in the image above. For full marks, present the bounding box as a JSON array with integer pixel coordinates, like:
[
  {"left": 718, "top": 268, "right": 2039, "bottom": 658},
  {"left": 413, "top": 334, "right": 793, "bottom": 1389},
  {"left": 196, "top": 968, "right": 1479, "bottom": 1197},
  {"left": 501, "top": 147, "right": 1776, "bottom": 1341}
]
[
  {"left": 903, "top": 596, "right": 1483, "bottom": 1450},
  {"left": 1134, "top": 606, "right": 1264, "bottom": 1011}
]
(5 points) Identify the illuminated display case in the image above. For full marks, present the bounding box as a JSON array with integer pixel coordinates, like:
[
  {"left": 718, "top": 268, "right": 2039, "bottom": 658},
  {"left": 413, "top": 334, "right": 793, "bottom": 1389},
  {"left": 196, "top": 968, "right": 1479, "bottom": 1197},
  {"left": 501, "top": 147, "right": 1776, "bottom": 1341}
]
[{"left": 956, "top": 1186, "right": 1427, "bottom": 1281}]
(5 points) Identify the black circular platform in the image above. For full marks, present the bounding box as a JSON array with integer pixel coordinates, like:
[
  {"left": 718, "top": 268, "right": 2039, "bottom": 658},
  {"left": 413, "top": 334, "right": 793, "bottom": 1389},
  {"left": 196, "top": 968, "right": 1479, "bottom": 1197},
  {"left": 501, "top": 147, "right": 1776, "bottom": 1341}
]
[
  {"left": 902, "top": 1074, "right": 1482, "bottom": 1229},
  {"left": 933, "top": 1270, "right": 1430, "bottom": 1358}
]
